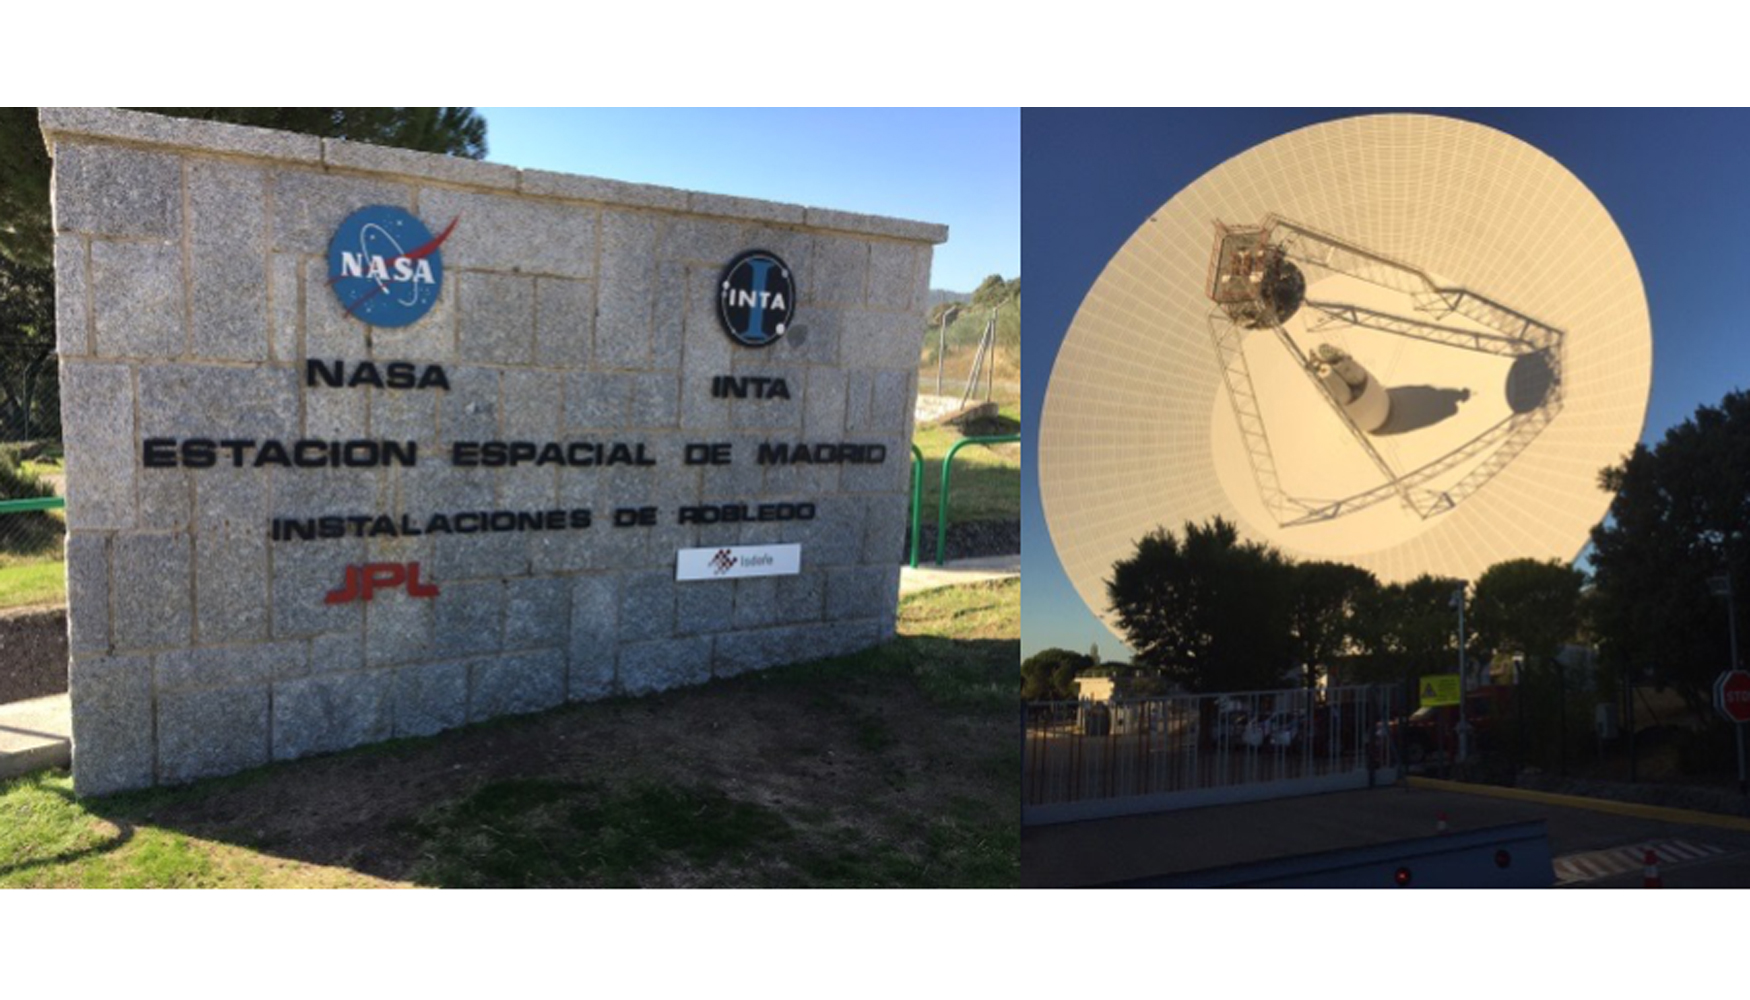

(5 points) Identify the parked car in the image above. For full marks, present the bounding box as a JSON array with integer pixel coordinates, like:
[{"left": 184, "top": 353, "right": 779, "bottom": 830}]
[{"left": 1394, "top": 694, "right": 1502, "bottom": 765}]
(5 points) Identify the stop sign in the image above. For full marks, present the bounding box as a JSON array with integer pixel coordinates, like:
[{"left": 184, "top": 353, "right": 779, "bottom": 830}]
[{"left": 1715, "top": 670, "right": 1750, "bottom": 724}]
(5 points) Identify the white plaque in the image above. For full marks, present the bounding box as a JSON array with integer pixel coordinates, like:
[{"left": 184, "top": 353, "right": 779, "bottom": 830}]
[{"left": 676, "top": 544, "right": 802, "bottom": 581}]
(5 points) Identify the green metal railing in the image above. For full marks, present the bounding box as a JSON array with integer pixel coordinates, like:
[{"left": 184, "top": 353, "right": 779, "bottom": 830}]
[
  {"left": 0, "top": 496, "right": 64, "bottom": 514},
  {"left": 933, "top": 433, "right": 1019, "bottom": 567},
  {"left": 908, "top": 444, "right": 925, "bottom": 568}
]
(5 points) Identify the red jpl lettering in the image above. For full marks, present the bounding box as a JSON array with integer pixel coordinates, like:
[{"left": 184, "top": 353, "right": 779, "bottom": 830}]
[{"left": 324, "top": 561, "right": 440, "bottom": 604}]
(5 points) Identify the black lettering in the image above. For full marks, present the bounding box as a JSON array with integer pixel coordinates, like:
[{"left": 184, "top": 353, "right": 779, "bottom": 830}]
[
  {"left": 569, "top": 509, "right": 592, "bottom": 529},
  {"left": 308, "top": 359, "right": 344, "bottom": 388},
  {"left": 769, "top": 378, "right": 790, "bottom": 400},
  {"left": 418, "top": 366, "right": 450, "bottom": 391},
  {"left": 218, "top": 439, "right": 252, "bottom": 467},
  {"left": 341, "top": 440, "right": 376, "bottom": 467},
  {"left": 348, "top": 362, "right": 385, "bottom": 389},
  {"left": 488, "top": 511, "right": 517, "bottom": 531},
  {"left": 293, "top": 441, "right": 327, "bottom": 467},
  {"left": 452, "top": 442, "right": 479, "bottom": 467},
  {"left": 382, "top": 441, "right": 416, "bottom": 467},
  {"left": 385, "top": 362, "right": 416, "bottom": 390},
  {"left": 253, "top": 440, "right": 292, "bottom": 467},
  {"left": 143, "top": 438, "right": 177, "bottom": 468},
  {"left": 319, "top": 516, "right": 346, "bottom": 539},
  {"left": 455, "top": 513, "right": 482, "bottom": 533}
]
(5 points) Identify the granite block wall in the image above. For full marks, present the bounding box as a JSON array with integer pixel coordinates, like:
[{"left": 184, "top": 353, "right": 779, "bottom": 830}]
[{"left": 42, "top": 107, "right": 944, "bottom": 795}]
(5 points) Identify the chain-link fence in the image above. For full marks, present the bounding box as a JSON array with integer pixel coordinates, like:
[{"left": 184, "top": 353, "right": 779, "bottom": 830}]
[
  {"left": 919, "top": 285, "right": 1019, "bottom": 411},
  {"left": 0, "top": 326, "right": 65, "bottom": 613}
]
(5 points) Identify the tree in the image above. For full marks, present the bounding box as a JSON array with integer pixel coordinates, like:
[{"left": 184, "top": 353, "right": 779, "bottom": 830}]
[
  {"left": 0, "top": 253, "right": 56, "bottom": 442},
  {"left": 1288, "top": 561, "right": 1378, "bottom": 691},
  {"left": 1349, "top": 573, "right": 1466, "bottom": 685},
  {"left": 1, "top": 107, "right": 489, "bottom": 268},
  {"left": 1468, "top": 558, "right": 1582, "bottom": 666},
  {"left": 1021, "top": 648, "right": 1094, "bottom": 701},
  {"left": 1105, "top": 518, "right": 1295, "bottom": 693},
  {"left": 0, "top": 108, "right": 490, "bottom": 449},
  {"left": 970, "top": 273, "right": 1015, "bottom": 309},
  {"left": 1590, "top": 390, "right": 1750, "bottom": 716}
]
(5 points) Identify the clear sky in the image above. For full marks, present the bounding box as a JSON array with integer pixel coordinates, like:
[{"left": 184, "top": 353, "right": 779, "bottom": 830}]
[
  {"left": 476, "top": 108, "right": 1018, "bottom": 294},
  {"left": 1023, "top": 108, "right": 1750, "bottom": 659}
]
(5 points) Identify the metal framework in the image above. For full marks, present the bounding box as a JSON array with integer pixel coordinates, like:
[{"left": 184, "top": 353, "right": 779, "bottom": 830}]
[{"left": 1205, "top": 215, "right": 1566, "bottom": 527}]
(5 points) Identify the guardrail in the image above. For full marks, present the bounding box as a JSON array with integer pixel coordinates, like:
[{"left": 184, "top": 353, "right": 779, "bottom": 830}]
[
  {"left": 0, "top": 496, "right": 65, "bottom": 514},
  {"left": 908, "top": 444, "right": 925, "bottom": 569},
  {"left": 935, "top": 433, "right": 1019, "bottom": 566}
]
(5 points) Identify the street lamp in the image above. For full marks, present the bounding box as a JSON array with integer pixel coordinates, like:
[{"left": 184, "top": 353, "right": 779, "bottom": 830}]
[{"left": 1452, "top": 583, "right": 1471, "bottom": 766}]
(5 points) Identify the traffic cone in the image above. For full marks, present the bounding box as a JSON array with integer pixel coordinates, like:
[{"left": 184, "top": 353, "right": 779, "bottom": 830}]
[
  {"left": 1643, "top": 849, "right": 1662, "bottom": 888},
  {"left": 1436, "top": 811, "right": 1449, "bottom": 834}
]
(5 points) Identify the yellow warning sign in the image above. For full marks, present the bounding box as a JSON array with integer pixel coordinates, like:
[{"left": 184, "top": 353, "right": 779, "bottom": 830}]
[{"left": 1419, "top": 674, "right": 1461, "bottom": 707}]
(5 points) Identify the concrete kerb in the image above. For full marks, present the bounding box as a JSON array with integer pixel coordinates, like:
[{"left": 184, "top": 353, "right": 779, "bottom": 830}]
[
  {"left": 898, "top": 554, "right": 1020, "bottom": 595},
  {"left": 1408, "top": 775, "right": 1750, "bottom": 833}
]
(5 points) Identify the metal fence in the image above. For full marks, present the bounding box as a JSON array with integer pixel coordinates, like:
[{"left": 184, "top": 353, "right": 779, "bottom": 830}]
[
  {"left": 1023, "top": 684, "right": 1402, "bottom": 825},
  {"left": 0, "top": 328, "right": 64, "bottom": 600}
]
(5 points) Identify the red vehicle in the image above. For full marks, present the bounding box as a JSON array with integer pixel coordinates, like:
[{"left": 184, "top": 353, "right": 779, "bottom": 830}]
[{"left": 1393, "top": 689, "right": 1509, "bottom": 765}]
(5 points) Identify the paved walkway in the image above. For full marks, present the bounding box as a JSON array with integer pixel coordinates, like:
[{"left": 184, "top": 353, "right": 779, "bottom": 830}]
[
  {"left": 899, "top": 554, "right": 1020, "bottom": 595},
  {"left": 0, "top": 693, "right": 70, "bottom": 781}
]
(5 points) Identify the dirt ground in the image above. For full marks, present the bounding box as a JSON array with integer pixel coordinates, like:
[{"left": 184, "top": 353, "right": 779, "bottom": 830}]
[
  {"left": 0, "top": 606, "right": 67, "bottom": 704},
  {"left": 54, "top": 582, "right": 1019, "bottom": 888}
]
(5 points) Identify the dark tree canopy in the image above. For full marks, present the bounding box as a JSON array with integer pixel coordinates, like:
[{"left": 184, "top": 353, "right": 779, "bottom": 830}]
[
  {"left": 1021, "top": 648, "right": 1094, "bottom": 701},
  {"left": 1106, "top": 518, "right": 1295, "bottom": 693},
  {"left": 1288, "top": 560, "right": 1378, "bottom": 690},
  {"left": 0, "top": 107, "right": 488, "bottom": 268},
  {"left": 1590, "top": 389, "right": 1750, "bottom": 714},
  {"left": 1347, "top": 574, "right": 1466, "bottom": 685},
  {"left": 1468, "top": 557, "right": 1582, "bottom": 666}
]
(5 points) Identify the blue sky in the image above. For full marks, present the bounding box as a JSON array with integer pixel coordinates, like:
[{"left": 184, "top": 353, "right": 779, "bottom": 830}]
[
  {"left": 476, "top": 108, "right": 1018, "bottom": 294},
  {"left": 1023, "top": 108, "right": 1750, "bottom": 659}
]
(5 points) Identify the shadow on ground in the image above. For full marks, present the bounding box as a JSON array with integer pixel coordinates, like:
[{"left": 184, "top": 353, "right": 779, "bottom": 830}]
[{"left": 1, "top": 581, "right": 1021, "bottom": 889}]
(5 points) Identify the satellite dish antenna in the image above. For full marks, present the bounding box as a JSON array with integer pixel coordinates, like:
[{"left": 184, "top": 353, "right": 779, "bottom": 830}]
[{"left": 1040, "top": 114, "right": 1651, "bottom": 640}]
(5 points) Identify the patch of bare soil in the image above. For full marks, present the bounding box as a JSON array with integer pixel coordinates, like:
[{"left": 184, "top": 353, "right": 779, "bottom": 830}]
[{"left": 88, "top": 638, "right": 1018, "bottom": 887}]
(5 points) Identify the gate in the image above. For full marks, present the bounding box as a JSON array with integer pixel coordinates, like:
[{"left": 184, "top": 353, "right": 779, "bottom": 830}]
[{"left": 1023, "top": 685, "right": 1401, "bottom": 825}]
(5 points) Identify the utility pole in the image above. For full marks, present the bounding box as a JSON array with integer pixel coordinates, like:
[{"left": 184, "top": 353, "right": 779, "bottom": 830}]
[{"left": 1454, "top": 583, "right": 1471, "bottom": 769}]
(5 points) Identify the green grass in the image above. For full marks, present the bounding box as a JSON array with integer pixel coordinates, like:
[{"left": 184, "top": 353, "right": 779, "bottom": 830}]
[
  {"left": 0, "top": 579, "right": 1020, "bottom": 888},
  {"left": 0, "top": 773, "right": 386, "bottom": 888},
  {"left": 912, "top": 402, "right": 1021, "bottom": 525},
  {"left": 405, "top": 779, "right": 795, "bottom": 888},
  {"left": 0, "top": 558, "right": 64, "bottom": 609},
  {"left": 20, "top": 458, "right": 63, "bottom": 480}
]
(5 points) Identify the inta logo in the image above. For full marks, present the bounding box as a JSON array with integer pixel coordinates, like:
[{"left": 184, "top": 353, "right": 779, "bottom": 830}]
[{"left": 718, "top": 249, "right": 795, "bottom": 347}]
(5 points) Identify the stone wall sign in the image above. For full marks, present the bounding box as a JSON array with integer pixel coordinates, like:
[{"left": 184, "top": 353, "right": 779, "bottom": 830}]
[{"left": 42, "top": 107, "right": 945, "bottom": 795}]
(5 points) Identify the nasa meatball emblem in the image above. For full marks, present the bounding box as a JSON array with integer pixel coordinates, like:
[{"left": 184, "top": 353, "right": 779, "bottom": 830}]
[
  {"left": 327, "top": 205, "right": 456, "bottom": 328},
  {"left": 718, "top": 249, "right": 796, "bottom": 347}
]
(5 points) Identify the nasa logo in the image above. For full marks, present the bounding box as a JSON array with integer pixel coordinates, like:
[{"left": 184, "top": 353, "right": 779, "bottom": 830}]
[
  {"left": 326, "top": 206, "right": 456, "bottom": 328},
  {"left": 717, "top": 249, "right": 795, "bottom": 347}
]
